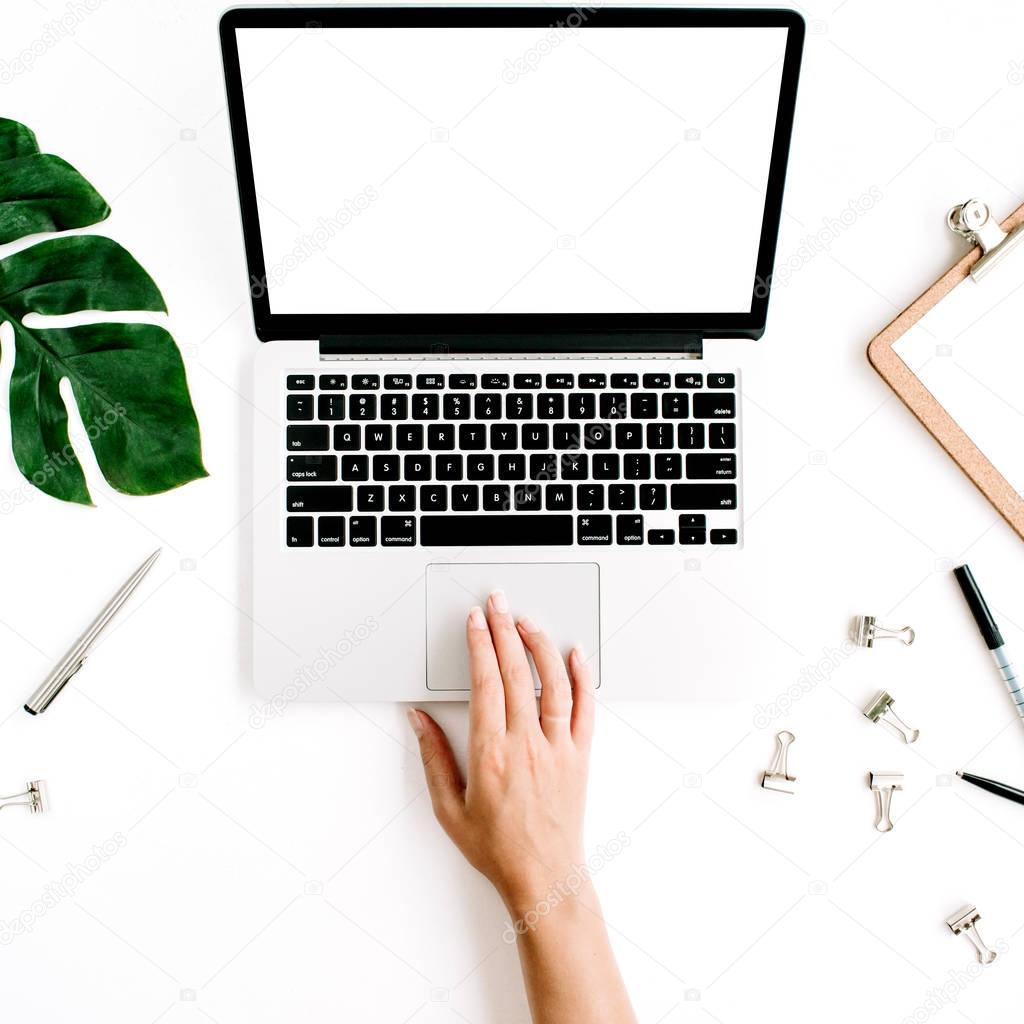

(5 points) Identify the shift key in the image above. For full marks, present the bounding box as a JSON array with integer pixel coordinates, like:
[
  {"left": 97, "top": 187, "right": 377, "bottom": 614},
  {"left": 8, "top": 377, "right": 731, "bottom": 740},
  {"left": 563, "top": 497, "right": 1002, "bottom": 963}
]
[{"left": 670, "top": 484, "right": 737, "bottom": 510}]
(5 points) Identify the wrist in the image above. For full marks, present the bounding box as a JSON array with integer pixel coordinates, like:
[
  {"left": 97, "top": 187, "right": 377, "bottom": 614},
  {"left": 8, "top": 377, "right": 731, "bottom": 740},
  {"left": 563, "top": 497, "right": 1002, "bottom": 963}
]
[{"left": 499, "top": 867, "right": 599, "bottom": 928}]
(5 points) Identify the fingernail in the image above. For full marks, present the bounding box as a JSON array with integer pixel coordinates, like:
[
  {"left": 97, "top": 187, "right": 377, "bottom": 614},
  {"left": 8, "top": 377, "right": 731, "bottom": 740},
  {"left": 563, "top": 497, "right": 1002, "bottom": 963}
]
[
  {"left": 490, "top": 589, "right": 509, "bottom": 614},
  {"left": 468, "top": 605, "right": 487, "bottom": 630},
  {"left": 518, "top": 614, "right": 540, "bottom": 633},
  {"left": 406, "top": 708, "right": 424, "bottom": 738},
  {"left": 571, "top": 645, "right": 585, "bottom": 664}
]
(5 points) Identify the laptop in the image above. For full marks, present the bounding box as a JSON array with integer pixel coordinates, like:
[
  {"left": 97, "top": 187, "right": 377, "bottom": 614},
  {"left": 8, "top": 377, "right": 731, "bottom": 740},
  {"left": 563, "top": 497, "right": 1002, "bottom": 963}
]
[{"left": 220, "top": 7, "right": 804, "bottom": 702}]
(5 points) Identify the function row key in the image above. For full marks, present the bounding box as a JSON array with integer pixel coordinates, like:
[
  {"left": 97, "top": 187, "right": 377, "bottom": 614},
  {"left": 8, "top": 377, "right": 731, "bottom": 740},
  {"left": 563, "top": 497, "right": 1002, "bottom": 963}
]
[
  {"left": 546, "top": 373, "right": 574, "bottom": 389},
  {"left": 286, "top": 374, "right": 315, "bottom": 390},
  {"left": 351, "top": 374, "right": 380, "bottom": 390}
]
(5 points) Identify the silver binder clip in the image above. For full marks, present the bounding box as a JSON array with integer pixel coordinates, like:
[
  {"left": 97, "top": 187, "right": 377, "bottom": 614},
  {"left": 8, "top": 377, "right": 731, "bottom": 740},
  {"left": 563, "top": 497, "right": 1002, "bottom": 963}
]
[
  {"left": 946, "top": 905, "right": 998, "bottom": 964},
  {"left": 948, "top": 198, "right": 1024, "bottom": 281},
  {"left": 869, "top": 772, "right": 903, "bottom": 832},
  {"left": 853, "top": 615, "right": 915, "bottom": 649},
  {"left": 862, "top": 690, "right": 920, "bottom": 744},
  {"left": 0, "top": 780, "right": 47, "bottom": 815},
  {"left": 760, "top": 730, "right": 796, "bottom": 794}
]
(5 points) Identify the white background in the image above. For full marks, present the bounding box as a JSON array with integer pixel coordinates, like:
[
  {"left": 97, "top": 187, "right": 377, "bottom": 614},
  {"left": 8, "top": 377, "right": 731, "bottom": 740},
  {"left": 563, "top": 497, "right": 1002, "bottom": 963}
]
[{"left": 2, "top": 2, "right": 1024, "bottom": 1023}]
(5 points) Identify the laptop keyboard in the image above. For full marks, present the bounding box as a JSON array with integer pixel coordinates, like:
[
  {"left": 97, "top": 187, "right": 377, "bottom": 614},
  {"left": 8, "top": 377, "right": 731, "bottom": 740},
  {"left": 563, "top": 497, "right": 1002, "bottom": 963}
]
[{"left": 284, "top": 369, "right": 740, "bottom": 548}]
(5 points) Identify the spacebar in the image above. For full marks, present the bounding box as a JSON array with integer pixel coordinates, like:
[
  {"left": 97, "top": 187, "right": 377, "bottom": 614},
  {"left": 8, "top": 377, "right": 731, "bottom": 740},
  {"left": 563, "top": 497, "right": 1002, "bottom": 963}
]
[{"left": 421, "top": 515, "right": 573, "bottom": 546}]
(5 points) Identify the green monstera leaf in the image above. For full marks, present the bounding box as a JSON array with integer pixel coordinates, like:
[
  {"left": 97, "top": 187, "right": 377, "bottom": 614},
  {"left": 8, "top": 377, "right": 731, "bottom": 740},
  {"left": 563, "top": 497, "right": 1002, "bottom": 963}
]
[{"left": 0, "top": 117, "right": 206, "bottom": 504}]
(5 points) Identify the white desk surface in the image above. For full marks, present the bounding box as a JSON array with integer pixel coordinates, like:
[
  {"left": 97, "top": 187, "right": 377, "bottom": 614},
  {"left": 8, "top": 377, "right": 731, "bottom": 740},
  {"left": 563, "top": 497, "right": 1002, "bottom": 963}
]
[{"left": 2, "top": 2, "right": 1024, "bottom": 1021}]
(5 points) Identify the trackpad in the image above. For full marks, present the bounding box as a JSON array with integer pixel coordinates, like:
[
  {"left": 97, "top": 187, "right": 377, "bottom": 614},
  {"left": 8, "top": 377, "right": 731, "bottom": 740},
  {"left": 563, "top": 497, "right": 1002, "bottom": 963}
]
[{"left": 425, "top": 562, "right": 601, "bottom": 691}]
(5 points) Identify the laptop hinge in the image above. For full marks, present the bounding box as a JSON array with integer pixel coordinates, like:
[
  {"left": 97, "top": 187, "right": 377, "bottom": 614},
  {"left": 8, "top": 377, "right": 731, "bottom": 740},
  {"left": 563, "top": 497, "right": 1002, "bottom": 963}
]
[{"left": 318, "top": 333, "right": 704, "bottom": 359}]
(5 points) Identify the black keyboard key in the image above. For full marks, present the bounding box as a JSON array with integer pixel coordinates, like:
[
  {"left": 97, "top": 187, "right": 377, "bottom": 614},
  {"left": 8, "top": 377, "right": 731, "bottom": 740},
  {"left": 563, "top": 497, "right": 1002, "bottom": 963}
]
[
  {"left": 349, "top": 394, "right": 377, "bottom": 420},
  {"left": 611, "top": 373, "right": 639, "bottom": 389},
  {"left": 319, "top": 374, "right": 347, "bottom": 391},
  {"left": 468, "top": 455, "right": 495, "bottom": 480},
  {"left": 287, "top": 455, "right": 337, "bottom": 482},
  {"left": 287, "top": 395, "right": 314, "bottom": 420},
  {"left": 662, "top": 393, "right": 689, "bottom": 419},
  {"left": 522, "top": 425, "right": 549, "bottom": 450},
  {"left": 711, "top": 528, "right": 739, "bottom": 544},
  {"left": 577, "top": 514, "right": 611, "bottom": 544},
  {"left": 680, "top": 514, "right": 707, "bottom": 528},
  {"left": 286, "top": 516, "right": 313, "bottom": 546},
  {"left": 545, "top": 373, "right": 574, "bottom": 389},
  {"left": 413, "top": 394, "right": 440, "bottom": 420},
  {"left": 334, "top": 425, "right": 360, "bottom": 450},
  {"left": 553, "top": 424, "right": 581, "bottom": 450},
  {"left": 640, "top": 484, "right": 667, "bottom": 510},
  {"left": 490, "top": 424, "right": 518, "bottom": 449},
  {"left": 584, "top": 423, "right": 611, "bottom": 449},
  {"left": 499, "top": 454, "right": 526, "bottom": 480},
  {"left": 655, "top": 454, "right": 682, "bottom": 479},
  {"left": 561, "top": 453, "right": 588, "bottom": 480},
  {"left": 513, "top": 374, "right": 541, "bottom": 389},
  {"left": 514, "top": 484, "right": 542, "bottom": 510},
  {"left": 421, "top": 485, "right": 448, "bottom": 510},
  {"left": 318, "top": 516, "right": 345, "bottom": 546},
  {"left": 459, "top": 424, "right": 487, "bottom": 450},
  {"left": 352, "top": 374, "right": 380, "bottom": 390},
  {"left": 506, "top": 394, "right": 533, "bottom": 420},
  {"left": 577, "top": 484, "right": 604, "bottom": 510},
  {"left": 287, "top": 425, "right": 329, "bottom": 451},
  {"left": 599, "top": 393, "right": 627, "bottom": 419},
  {"left": 340, "top": 456, "right": 369, "bottom": 482},
  {"left": 286, "top": 374, "right": 314, "bottom": 391},
  {"left": 579, "top": 373, "right": 606, "bottom": 389},
  {"left": 648, "top": 528, "right": 674, "bottom": 545},
  {"left": 568, "top": 393, "right": 596, "bottom": 419},
  {"left": 396, "top": 425, "right": 423, "bottom": 450},
  {"left": 482, "top": 485, "right": 510, "bottom": 511},
  {"left": 630, "top": 393, "right": 659, "bottom": 419},
  {"left": 646, "top": 423, "right": 674, "bottom": 450},
  {"left": 482, "top": 374, "right": 509, "bottom": 389},
  {"left": 678, "top": 424, "right": 706, "bottom": 450},
  {"left": 675, "top": 373, "right": 703, "bottom": 389},
  {"left": 357, "top": 485, "right": 384, "bottom": 511},
  {"left": 642, "top": 373, "right": 672, "bottom": 389},
  {"left": 372, "top": 455, "right": 400, "bottom": 481},
  {"left": 287, "top": 486, "right": 353, "bottom": 513},
  {"left": 384, "top": 374, "right": 412, "bottom": 390},
  {"left": 416, "top": 373, "right": 445, "bottom": 390},
  {"left": 609, "top": 484, "right": 635, "bottom": 510},
  {"left": 624, "top": 454, "right": 651, "bottom": 479},
  {"left": 679, "top": 528, "right": 706, "bottom": 545},
  {"left": 381, "top": 516, "right": 416, "bottom": 546},
  {"left": 616, "top": 514, "right": 644, "bottom": 544},
  {"left": 592, "top": 454, "right": 619, "bottom": 479},
  {"left": 364, "top": 425, "right": 392, "bottom": 451},
  {"left": 316, "top": 394, "right": 345, "bottom": 420},
  {"left": 381, "top": 394, "right": 408, "bottom": 420},
  {"left": 538, "top": 394, "right": 564, "bottom": 419},
  {"left": 404, "top": 454, "right": 432, "bottom": 480},
  {"left": 475, "top": 394, "right": 502, "bottom": 420},
  {"left": 448, "top": 373, "right": 477, "bottom": 390},
  {"left": 388, "top": 485, "right": 416, "bottom": 511},
  {"left": 529, "top": 454, "right": 558, "bottom": 481},
  {"left": 687, "top": 453, "right": 737, "bottom": 480},
  {"left": 422, "top": 514, "right": 572, "bottom": 545},
  {"left": 545, "top": 484, "right": 573, "bottom": 510},
  {"left": 452, "top": 485, "right": 480, "bottom": 511},
  {"left": 348, "top": 516, "right": 377, "bottom": 547},
  {"left": 710, "top": 423, "right": 737, "bottom": 449},
  {"left": 707, "top": 373, "right": 736, "bottom": 389},
  {"left": 428, "top": 424, "right": 456, "bottom": 450},
  {"left": 614, "top": 423, "right": 642, "bottom": 449},
  {"left": 670, "top": 484, "right": 738, "bottom": 510},
  {"left": 443, "top": 394, "right": 471, "bottom": 420},
  {"left": 693, "top": 393, "right": 736, "bottom": 419},
  {"left": 436, "top": 455, "right": 463, "bottom": 481}
]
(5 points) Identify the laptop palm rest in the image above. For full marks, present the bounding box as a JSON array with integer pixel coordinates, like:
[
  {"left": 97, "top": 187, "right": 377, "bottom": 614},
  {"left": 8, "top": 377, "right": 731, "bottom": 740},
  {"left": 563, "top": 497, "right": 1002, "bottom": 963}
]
[{"left": 425, "top": 562, "right": 601, "bottom": 692}]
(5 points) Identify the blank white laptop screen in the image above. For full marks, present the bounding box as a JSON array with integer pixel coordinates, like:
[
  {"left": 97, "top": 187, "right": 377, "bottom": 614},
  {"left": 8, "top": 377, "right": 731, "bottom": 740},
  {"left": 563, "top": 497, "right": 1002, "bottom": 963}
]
[{"left": 235, "top": 25, "right": 789, "bottom": 316}]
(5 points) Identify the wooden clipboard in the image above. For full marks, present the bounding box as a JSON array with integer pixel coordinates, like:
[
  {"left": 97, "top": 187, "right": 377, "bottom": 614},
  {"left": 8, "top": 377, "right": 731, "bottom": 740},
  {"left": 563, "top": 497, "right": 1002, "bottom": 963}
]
[{"left": 867, "top": 201, "right": 1024, "bottom": 541}]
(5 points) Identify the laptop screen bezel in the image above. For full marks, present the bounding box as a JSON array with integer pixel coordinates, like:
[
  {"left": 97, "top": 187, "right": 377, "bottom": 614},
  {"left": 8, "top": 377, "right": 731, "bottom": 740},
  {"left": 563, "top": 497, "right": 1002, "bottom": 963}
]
[{"left": 220, "top": 6, "right": 804, "bottom": 347}]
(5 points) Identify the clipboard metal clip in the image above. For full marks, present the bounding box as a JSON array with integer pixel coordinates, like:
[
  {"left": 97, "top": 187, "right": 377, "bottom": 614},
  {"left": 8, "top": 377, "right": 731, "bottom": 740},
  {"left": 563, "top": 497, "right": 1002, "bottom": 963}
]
[{"left": 947, "top": 198, "right": 1024, "bottom": 281}]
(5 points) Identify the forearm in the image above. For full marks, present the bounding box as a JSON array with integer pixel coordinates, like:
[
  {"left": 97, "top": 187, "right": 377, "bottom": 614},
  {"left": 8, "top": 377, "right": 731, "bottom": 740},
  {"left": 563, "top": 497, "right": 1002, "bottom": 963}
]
[{"left": 507, "top": 880, "right": 637, "bottom": 1024}]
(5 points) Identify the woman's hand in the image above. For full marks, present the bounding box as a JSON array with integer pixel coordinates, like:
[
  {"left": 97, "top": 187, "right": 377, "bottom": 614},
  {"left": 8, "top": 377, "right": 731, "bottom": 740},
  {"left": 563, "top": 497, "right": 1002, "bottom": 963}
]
[{"left": 406, "top": 589, "right": 594, "bottom": 915}]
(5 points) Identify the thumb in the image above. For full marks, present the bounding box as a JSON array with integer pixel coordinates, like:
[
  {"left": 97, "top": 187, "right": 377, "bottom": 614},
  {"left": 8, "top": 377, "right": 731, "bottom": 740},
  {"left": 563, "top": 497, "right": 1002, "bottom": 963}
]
[{"left": 407, "top": 708, "right": 465, "bottom": 829}]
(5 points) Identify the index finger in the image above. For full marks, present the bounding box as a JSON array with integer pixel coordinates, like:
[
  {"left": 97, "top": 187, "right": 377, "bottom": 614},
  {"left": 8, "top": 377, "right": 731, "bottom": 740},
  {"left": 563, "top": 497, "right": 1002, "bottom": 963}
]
[{"left": 466, "top": 604, "right": 506, "bottom": 742}]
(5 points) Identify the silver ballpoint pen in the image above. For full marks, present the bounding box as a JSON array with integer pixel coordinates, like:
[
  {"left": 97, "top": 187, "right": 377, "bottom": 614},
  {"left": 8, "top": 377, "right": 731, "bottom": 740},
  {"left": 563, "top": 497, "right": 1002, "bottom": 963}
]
[{"left": 24, "top": 548, "right": 161, "bottom": 715}]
